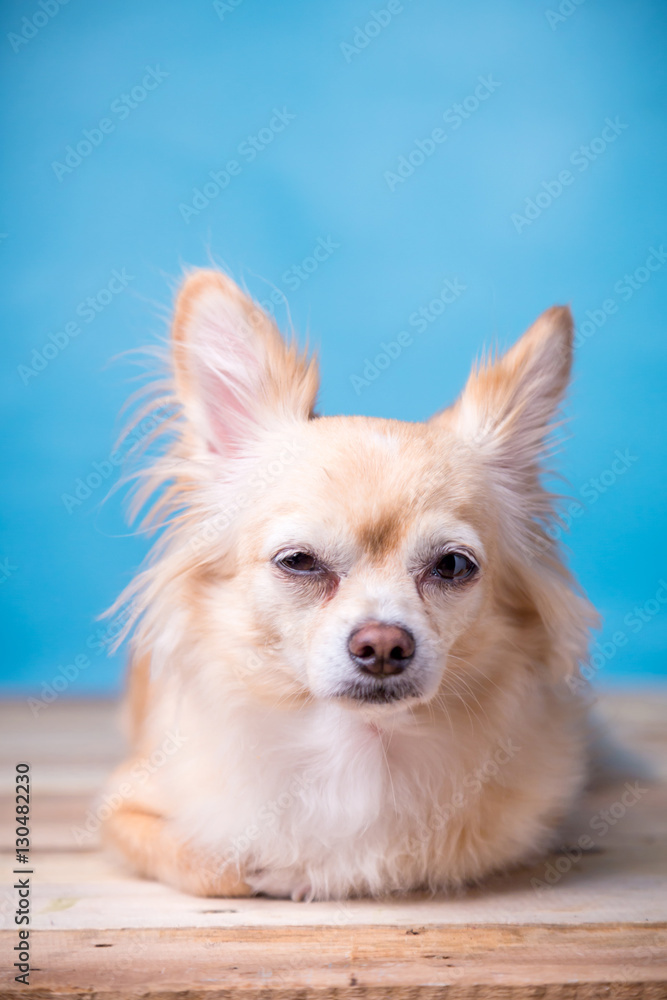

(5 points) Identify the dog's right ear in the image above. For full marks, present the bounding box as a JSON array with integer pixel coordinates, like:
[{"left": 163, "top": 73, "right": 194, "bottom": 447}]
[{"left": 171, "top": 270, "right": 318, "bottom": 459}]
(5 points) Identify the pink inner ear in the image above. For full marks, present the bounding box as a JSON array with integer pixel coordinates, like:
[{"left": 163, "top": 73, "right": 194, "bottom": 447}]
[{"left": 188, "top": 295, "right": 264, "bottom": 459}]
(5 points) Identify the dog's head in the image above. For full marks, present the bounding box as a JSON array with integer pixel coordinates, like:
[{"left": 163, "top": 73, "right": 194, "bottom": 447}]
[{"left": 130, "top": 271, "right": 590, "bottom": 713}]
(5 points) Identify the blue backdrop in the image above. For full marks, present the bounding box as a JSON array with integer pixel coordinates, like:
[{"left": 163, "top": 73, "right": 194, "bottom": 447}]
[{"left": 1, "top": 0, "right": 666, "bottom": 697}]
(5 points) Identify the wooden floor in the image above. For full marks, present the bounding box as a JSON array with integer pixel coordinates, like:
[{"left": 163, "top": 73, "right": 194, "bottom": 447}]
[{"left": 1, "top": 692, "right": 666, "bottom": 998}]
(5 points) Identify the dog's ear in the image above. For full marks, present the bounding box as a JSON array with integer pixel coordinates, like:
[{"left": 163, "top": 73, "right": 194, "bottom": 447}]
[
  {"left": 436, "top": 306, "right": 574, "bottom": 544},
  {"left": 171, "top": 270, "right": 318, "bottom": 458},
  {"left": 450, "top": 305, "right": 573, "bottom": 454}
]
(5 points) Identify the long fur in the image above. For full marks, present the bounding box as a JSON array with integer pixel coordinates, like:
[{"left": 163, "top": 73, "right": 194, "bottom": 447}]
[{"left": 101, "top": 270, "right": 597, "bottom": 901}]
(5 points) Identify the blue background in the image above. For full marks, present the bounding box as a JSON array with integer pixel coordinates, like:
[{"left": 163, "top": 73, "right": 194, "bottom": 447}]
[{"left": 1, "top": 0, "right": 666, "bottom": 697}]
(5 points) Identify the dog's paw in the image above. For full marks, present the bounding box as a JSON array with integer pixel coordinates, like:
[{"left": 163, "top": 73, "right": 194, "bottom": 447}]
[{"left": 246, "top": 868, "right": 313, "bottom": 902}]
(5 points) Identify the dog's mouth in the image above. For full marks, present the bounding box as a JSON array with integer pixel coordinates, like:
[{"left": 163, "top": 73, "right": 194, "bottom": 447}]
[{"left": 332, "top": 677, "right": 424, "bottom": 705}]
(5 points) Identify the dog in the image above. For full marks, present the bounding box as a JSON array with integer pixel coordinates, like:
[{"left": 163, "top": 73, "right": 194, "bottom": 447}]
[{"left": 101, "top": 269, "right": 596, "bottom": 901}]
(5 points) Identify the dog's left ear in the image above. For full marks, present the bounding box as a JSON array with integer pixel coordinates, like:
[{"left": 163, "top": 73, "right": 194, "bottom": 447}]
[{"left": 435, "top": 305, "right": 573, "bottom": 538}]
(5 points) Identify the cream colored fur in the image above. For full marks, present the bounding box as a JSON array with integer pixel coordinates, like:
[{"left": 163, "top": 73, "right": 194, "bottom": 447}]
[{"left": 101, "top": 271, "right": 596, "bottom": 901}]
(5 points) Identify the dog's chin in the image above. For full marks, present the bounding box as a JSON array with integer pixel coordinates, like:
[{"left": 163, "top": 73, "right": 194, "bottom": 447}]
[{"left": 330, "top": 677, "right": 426, "bottom": 708}]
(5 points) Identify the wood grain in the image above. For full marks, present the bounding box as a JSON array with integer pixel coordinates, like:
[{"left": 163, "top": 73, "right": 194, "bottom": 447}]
[
  {"left": 1, "top": 692, "right": 666, "bottom": 998},
  {"left": 1, "top": 924, "right": 666, "bottom": 998}
]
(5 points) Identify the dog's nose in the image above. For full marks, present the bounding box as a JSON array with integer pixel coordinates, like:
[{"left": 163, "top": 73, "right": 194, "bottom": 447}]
[{"left": 348, "top": 622, "right": 415, "bottom": 676}]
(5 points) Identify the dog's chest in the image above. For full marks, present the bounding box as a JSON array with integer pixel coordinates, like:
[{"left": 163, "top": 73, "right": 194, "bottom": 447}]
[{"left": 223, "top": 703, "right": 452, "bottom": 863}]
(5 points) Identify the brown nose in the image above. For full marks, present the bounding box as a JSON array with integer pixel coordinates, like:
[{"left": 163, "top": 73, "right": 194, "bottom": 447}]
[{"left": 348, "top": 622, "right": 415, "bottom": 676}]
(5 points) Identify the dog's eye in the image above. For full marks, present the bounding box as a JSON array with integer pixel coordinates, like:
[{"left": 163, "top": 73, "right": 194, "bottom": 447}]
[
  {"left": 433, "top": 552, "right": 477, "bottom": 582},
  {"left": 277, "top": 552, "right": 320, "bottom": 574}
]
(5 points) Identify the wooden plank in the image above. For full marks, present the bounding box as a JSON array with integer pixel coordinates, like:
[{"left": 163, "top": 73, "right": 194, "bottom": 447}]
[
  {"left": 1, "top": 692, "right": 666, "bottom": 996},
  {"left": 1, "top": 924, "right": 666, "bottom": 998},
  {"left": 0, "top": 835, "right": 663, "bottom": 929}
]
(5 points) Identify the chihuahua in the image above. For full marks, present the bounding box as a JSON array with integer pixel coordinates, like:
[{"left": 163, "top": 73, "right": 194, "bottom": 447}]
[{"left": 102, "top": 270, "right": 595, "bottom": 901}]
